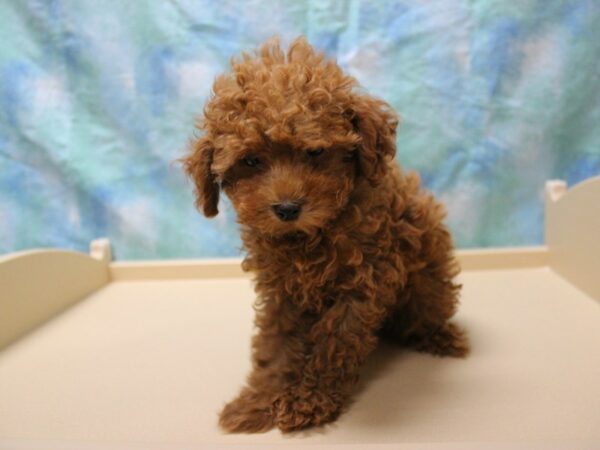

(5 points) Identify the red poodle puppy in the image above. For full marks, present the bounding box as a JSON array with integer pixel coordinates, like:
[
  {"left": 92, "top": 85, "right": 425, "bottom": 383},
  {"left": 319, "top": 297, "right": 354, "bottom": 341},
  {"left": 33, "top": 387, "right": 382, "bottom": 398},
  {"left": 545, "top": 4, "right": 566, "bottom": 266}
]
[{"left": 183, "top": 37, "right": 468, "bottom": 433}]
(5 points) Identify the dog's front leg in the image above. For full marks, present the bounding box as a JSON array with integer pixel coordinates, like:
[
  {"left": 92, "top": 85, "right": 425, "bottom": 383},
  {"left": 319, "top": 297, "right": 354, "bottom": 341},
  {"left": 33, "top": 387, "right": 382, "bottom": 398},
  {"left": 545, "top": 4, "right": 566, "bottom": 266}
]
[
  {"left": 218, "top": 329, "right": 296, "bottom": 433},
  {"left": 273, "top": 298, "right": 385, "bottom": 432}
]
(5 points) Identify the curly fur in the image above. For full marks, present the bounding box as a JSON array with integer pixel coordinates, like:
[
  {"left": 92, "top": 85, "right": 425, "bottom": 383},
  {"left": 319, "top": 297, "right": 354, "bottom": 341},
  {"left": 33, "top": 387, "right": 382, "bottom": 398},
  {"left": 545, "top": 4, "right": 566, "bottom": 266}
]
[{"left": 183, "top": 37, "right": 469, "bottom": 434}]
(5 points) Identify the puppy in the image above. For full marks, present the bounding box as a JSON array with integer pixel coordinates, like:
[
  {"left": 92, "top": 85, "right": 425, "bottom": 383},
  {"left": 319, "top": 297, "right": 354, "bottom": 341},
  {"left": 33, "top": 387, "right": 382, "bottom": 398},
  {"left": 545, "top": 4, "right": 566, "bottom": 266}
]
[{"left": 183, "top": 37, "right": 468, "bottom": 433}]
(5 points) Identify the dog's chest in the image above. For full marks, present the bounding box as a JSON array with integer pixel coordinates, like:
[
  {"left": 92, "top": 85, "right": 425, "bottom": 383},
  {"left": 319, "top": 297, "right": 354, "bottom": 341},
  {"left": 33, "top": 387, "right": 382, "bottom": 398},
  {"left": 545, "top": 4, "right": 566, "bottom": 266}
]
[{"left": 257, "top": 234, "right": 393, "bottom": 311}]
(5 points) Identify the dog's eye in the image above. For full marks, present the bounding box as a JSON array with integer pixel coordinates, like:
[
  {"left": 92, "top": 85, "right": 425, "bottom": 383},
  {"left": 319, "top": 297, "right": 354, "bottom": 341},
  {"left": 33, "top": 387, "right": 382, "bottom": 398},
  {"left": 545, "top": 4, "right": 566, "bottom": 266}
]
[
  {"left": 307, "top": 148, "right": 324, "bottom": 157},
  {"left": 343, "top": 147, "right": 357, "bottom": 162},
  {"left": 243, "top": 155, "right": 261, "bottom": 167}
]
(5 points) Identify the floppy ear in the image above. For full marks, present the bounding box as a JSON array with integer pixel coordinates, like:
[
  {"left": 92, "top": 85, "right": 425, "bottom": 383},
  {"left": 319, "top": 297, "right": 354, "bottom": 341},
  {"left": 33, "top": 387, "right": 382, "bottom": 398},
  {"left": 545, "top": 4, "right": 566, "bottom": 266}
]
[
  {"left": 349, "top": 96, "right": 399, "bottom": 186},
  {"left": 183, "top": 136, "right": 220, "bottom": 217}
]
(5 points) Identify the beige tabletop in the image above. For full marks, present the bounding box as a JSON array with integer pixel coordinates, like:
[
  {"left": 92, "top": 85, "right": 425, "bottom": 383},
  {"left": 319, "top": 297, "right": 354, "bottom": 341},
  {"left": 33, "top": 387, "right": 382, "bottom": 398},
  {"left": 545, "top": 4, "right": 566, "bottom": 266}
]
[{"left": 1, "top": 265, "right": 599, "bottom": 449}]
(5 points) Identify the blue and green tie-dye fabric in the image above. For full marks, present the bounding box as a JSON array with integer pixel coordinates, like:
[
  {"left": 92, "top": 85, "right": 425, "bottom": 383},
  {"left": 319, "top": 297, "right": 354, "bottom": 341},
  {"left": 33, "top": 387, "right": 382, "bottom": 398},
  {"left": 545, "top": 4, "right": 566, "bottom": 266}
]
[{"left": 0, "top": 0, "right": 599, "bottom": 259}]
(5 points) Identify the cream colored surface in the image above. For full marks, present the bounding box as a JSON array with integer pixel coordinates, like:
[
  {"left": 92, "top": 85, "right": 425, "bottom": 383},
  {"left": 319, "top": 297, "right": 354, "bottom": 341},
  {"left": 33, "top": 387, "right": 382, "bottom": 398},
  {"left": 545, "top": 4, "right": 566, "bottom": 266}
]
[
  {"left": 0, "top": 250, "right": 108, "bottom": 350},
  {"left": 545, "top": 178, "right": 600, "bottom": 300},
  {"left": 1, "top": 176, "right": 599, "bottom": 448},
  {"left": 453, "top": 246, "right": 548, "bottom": 271},
  {"left": 107, "top": 247, "right": 550, "bottom": 281},
  {"left": 0, "top": 269, "right": 599, "bottom": 448},
  {"left": 109, "top": 257, "right": 247, "bottom": 281}
]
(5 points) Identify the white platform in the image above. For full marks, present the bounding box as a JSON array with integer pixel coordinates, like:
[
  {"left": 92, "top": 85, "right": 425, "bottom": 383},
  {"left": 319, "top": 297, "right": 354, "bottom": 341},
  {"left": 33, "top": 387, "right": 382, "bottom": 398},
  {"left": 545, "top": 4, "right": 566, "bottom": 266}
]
[{"left": 1, "top": 178, "right": 599, "bottom": 449}]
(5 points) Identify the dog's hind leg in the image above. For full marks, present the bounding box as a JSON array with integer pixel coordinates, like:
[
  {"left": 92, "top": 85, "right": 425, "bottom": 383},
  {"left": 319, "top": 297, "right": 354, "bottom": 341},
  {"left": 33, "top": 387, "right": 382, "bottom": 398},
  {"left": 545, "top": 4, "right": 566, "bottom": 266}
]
[{"left": 379, "top": 266, "right": 469, "bottom": 358}]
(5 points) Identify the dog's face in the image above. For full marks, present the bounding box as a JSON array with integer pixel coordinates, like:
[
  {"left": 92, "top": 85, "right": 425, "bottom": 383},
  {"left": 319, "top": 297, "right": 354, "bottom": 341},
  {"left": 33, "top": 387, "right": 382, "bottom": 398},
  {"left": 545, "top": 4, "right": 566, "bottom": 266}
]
[
  {"left": 219, "top": 139, "right": 358, "bottom": 237},
  {"left": 184, "top": 38, "right": 398, "bottom": 238}
]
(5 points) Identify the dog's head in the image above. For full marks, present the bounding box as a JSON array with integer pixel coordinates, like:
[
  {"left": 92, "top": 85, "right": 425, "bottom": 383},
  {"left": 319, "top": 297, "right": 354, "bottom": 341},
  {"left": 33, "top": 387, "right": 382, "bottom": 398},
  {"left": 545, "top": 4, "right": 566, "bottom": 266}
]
[{"left": 183, "top": 37, "right": 398, "bottom": 237}]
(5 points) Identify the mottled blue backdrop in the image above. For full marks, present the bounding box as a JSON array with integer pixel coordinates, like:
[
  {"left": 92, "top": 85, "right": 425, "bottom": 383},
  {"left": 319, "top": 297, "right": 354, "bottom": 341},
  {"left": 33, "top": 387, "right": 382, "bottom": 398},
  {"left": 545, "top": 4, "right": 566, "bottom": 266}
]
[{"left": 1, "top": 0, "right": 599, "bottom": 259}]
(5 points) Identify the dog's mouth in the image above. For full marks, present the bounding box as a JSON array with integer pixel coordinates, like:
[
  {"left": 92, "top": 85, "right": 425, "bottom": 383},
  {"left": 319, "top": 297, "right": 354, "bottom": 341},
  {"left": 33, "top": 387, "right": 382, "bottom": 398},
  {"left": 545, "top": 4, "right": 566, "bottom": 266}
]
[
  {"left": 234, "top": 194, "right": 344, "bottom": 240},
  {"left": 251, "top": 209, "right": 322, "bottom": 242},
  {"left": 264, "top": 228, "right": 325, "bottom": 250},
  {"left": 279, "top": 230, "right": 309, "bottom": 243}
]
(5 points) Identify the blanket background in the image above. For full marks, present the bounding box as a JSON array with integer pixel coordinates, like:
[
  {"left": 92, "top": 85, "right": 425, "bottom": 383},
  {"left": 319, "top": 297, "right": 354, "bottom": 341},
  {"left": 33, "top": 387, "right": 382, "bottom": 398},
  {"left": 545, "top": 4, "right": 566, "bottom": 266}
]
[{"left": 1, "top": 0, "right": 599, "bottom": 259}]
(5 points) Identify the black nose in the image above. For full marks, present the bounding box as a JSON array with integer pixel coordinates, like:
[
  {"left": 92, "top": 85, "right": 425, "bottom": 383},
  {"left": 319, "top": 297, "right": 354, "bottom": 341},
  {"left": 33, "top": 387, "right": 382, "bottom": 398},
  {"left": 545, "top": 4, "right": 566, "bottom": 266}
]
[{"left": 272, "top": 202, "right": 301, "bottom": 222}]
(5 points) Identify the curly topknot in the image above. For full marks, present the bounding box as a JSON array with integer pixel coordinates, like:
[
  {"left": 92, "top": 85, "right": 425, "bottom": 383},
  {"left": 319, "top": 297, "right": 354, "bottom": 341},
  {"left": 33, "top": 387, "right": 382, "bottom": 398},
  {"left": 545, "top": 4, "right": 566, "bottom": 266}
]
[{"left": 186, "top": 37, "right": 399, "bottom": 217}]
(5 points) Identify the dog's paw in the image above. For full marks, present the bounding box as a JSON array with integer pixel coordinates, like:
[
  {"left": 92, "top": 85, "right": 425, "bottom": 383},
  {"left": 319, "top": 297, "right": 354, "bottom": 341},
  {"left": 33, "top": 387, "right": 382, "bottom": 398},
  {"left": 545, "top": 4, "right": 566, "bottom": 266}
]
[
  {"left": 413, "top": 322, "right": 469, "bottom": 358},
  {"left": 273, "top": 389, "right": 340, "bottom": 432},
  {"left": 219, "top": 392, "right": 275, "bottom": 433}
]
